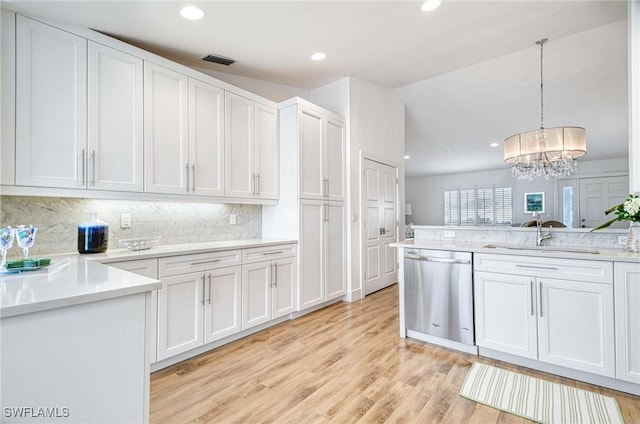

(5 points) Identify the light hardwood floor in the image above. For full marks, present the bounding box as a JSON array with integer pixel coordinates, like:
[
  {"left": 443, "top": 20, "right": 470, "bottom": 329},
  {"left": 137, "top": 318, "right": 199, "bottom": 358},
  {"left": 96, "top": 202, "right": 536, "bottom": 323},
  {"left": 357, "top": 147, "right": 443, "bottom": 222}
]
[{"left": 150, "top": 285, "right": 640, "bottom": 423}]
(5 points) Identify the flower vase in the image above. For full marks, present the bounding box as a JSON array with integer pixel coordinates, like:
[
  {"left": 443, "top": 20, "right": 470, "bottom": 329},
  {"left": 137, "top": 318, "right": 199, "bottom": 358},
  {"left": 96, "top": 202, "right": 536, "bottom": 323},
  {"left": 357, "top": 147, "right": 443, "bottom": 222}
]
[{"left": 627, "top": 222, "right": 640, "bottom": 252}]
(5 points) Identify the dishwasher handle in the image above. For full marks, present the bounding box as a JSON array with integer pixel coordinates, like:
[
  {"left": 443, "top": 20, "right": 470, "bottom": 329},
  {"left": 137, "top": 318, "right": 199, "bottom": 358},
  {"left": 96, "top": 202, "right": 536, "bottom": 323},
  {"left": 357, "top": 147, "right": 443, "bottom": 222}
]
[{"left": 404, "top": 254, "right": 470, "bottom": 265}]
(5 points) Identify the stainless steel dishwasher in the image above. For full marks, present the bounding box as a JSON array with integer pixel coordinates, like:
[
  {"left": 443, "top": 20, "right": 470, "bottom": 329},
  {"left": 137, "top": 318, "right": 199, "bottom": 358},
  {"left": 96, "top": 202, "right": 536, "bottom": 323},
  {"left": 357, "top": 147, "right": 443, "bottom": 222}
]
[{"left": 403, "top": 249, "right": 475, "bottom": 353}]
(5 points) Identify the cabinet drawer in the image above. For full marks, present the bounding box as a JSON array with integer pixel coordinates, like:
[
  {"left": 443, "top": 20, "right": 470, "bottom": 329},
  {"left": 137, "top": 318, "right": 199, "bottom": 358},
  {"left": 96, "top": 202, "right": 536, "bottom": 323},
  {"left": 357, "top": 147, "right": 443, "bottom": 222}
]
[
  {"left": 242, "top": 244, "right": 296, "bottom": 264},
  {"left": 474, "top": 253, "right": 613, "bottom": 284},
  {"left": 159, "top": 250, "right": 241, "bottom": 277},
  {"left": 109, "top": 258, "right": 158, "bottom": 279}
]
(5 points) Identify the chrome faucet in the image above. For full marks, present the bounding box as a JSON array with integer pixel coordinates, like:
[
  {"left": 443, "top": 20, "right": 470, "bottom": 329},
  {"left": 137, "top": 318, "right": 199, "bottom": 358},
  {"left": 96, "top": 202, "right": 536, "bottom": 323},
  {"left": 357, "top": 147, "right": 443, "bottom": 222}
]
[{"left": 535, "top": 213, "right": 552, "bottom": 246}]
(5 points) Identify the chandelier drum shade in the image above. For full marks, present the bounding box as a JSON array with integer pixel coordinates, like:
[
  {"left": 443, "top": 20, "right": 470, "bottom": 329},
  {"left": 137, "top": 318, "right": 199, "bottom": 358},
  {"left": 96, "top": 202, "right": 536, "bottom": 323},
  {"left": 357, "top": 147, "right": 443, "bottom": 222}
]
[{"left": 504, "top": 38, "right": 587, "bottom": 180}]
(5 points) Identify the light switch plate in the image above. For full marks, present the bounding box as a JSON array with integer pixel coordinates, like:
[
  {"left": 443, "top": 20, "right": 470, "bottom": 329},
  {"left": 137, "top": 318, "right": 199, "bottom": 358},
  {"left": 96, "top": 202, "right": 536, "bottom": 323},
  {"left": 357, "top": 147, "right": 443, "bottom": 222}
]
[
  {"left": 352, "top": 213, "right": 358, "bottom": 222},
  {"left": 229, "top": 214, "right": 237, "bottom": 225},
  {"left": 618, "top": 235, "right": 628, "bottom": 245},
  {"left": 120, "top": 213, "right": 132, "bottom": 229}
]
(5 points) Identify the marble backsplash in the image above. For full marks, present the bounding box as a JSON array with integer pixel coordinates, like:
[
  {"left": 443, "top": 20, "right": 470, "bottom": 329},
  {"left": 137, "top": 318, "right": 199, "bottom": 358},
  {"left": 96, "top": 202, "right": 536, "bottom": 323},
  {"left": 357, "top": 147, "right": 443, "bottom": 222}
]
[
  {"left": 0, "top": 196, "right": 261, "bottom": 258},
  {"left": 411, "top": 225, "right": 626, "bottom": 249}
]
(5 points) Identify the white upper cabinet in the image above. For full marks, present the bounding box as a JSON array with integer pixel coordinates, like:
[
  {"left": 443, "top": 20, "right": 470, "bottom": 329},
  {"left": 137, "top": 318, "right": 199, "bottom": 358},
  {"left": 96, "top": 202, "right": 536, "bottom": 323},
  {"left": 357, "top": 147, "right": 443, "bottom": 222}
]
[
  {"left": 15, "top": 15, "right": 87, "bottom": 188},
  {"left": 225, "top": 93, "right": 278, "bottom": 200},
  {"left": 189, "top": 78, "right": 225, "bottom": 196},
  {"left": 225, "top": 92, "right": 255, "bottom": 198},
  {"left": 88, "top": 41, "right": 143, "bottom": 192},
  {"left": 298, "top": 105, "right": 346, "bottom": 201},
  {"left": 143, "top": 61, "right": 189, "bottom": 194}
]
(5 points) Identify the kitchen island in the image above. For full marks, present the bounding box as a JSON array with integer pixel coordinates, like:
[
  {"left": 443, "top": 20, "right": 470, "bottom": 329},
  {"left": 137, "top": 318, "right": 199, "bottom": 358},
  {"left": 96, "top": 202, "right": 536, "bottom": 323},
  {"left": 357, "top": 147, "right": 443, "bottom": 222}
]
[{"left": 0, "top": 257, "right": 161, "bottom": 423}]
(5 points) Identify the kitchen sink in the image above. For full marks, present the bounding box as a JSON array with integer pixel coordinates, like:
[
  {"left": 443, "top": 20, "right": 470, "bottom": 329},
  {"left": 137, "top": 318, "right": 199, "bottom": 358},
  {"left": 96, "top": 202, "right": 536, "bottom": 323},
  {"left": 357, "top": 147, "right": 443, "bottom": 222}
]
[{"left": 483, "top": 243, "right": 600, "bottom": 254}]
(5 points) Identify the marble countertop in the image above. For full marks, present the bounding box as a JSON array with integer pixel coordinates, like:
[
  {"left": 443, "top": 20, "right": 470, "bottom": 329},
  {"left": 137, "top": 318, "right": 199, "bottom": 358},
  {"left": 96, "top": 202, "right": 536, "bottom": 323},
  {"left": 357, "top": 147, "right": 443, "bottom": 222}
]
[
  {"left": 391, "top": 239, "right": 640, "bottom": 263},
  {"left": 1, "top": 239, "right": 297, "bottom": 318},
  {"left": 87, "top": 238, "right": 298, "bottom": 263},
  {"left": 0, "top": 257, "right": 161, "bottom": 318}
]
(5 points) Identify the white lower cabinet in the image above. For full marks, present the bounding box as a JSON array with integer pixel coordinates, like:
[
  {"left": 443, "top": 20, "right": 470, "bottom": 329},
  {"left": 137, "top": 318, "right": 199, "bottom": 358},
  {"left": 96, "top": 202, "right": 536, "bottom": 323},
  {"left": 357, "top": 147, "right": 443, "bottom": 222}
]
[
  {"left": 242, "top": 247, "right": 296, "bottom": 330},
  {"left": 204, "top": 266, "right": 242, "bottom": 343},
  {"left": 474, "top": 254, "right": 615, "bottom": 378},
  {"left": 614, "top": 262, "right": 640, "bottom": 384}
]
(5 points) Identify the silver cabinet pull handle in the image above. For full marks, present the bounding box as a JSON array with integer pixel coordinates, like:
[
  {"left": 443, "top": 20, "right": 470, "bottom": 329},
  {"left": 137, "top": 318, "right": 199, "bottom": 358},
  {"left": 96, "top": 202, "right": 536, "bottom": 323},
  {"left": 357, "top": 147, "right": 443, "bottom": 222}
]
[
  {"left": 274, "top": 262, "right": 278, "bottom": 287},
  {"left": 207, "top": 274, "right": 212, "bottom": 304},
  {"left": 191, "top": 258, "right": 222, "bottom": 265},
  {"left": 256, "top": 173, "right": 260, "bottom": 196},
  {"left": 324, "top": 203, "right": 329, "bottom": 222},
  {"left": 323, "top": 178, "right": 329, "bottom": 197},
  {"left": 404, "top": 255, "right": 470, "bottom": 265},
  {"left": 516, "top": 264, "right": 559, "bottom": 271},
  {"left": 185, "top": 163, "right": 190, "bottom": 193},
  {"left": 262, "top": 251, "right": 283, "bottom": 256},
  {"left": 81, "top": 149, "right": 86, "bottom": 185},
  {"left": 90, "top": 150, "right": 96, "bottom": 186},
  {"left": 530, "top": 280, "right": 535, "bottom": 316},
  {"left": 191, "top": 164, "right": 196, "bottom": 193},
  {"left": 251, "top": 173, "right": 256, "bottom": 195},
  {"left": 200, "top": 275, "right": 205, "bottom": 305},
  {"left": 539, "top": 282, "right": 543, "bottom": 317},
  {"left": 269, "top": 264, "right": 273, "bottom": 287}
]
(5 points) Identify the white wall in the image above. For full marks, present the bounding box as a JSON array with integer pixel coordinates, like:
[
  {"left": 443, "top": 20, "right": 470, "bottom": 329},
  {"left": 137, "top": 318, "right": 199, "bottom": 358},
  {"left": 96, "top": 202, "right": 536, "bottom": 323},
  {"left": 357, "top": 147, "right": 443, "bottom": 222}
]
[
  {"left": 406, "top": 157, "right": 629, "bottom": 225},
  {"left": 311, "top": 76, "right": 405, "bottom": 299}
]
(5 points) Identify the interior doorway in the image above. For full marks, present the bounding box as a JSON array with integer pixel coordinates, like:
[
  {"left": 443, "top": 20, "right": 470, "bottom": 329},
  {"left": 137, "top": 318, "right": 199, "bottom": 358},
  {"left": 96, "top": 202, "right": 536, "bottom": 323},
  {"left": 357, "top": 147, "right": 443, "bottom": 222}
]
[{"left": 362, "top": 158, "right": 398, "bottom": 296}]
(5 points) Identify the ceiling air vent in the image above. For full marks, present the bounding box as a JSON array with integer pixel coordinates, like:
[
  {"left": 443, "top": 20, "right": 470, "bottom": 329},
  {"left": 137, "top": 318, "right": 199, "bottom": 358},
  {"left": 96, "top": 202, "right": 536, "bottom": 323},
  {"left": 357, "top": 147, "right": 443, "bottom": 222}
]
[{"left": 201, "top": 54, "right": 235, "bottom": 66}]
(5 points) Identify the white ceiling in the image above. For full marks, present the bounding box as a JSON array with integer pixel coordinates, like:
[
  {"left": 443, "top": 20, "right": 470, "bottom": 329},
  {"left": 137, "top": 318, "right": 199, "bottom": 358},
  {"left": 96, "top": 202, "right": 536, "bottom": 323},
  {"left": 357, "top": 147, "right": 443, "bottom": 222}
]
[{"left": 2, "top": 0, "right": 629, "bottom": 177}]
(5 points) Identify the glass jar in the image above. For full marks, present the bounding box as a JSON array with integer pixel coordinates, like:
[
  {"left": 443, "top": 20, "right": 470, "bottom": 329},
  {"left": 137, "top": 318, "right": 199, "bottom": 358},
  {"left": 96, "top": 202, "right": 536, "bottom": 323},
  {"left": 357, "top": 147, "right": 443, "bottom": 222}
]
[{"left": 78, "top": 213, "right": 109, "bottom": 254}]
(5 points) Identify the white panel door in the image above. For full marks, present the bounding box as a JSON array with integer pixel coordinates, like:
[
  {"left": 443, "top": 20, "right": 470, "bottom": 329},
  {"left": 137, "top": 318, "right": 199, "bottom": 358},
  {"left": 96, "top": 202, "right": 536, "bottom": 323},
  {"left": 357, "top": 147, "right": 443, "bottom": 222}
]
[
  {"left": 272, "top": 257, "right": 296, "bottom": 318},
  {"left": 242, "top": 261, "right": 272, "bottom": 330},
  {"left": 579, "top": 176, "right": 629, "bottom": 228},
  {"left": 474, "top": 271, "right": 538, "bottom": 359},
  {"left": 363, "top": 159, "right": 398, "bottom": 296},
  {"left": 225, "top": 92, "right": 255, "bottom": 198},
  {"left": 300, "top": 200, "right": 325, "bottom": 309},
  {"left": 157, "top": 272, "right": 204, "bottom": 360},
  {"left": 88, "top": 41, "right": 143, "bottom": 192},
  {"left": 189, "top": 78, "right": 225, "bottom": 196},
  {"left": 326, "top": 202, "right": 347, "bottom": 300},
  {"left": 15, "top": 16, "right": 87, "bottom": 188},
  {"left": 325, "top": 117, "right": 346, "bottom": 201},
  {"left": 537, "top": 278, "right": 615, "bottom": 377},
  {"left": 204, "top": 266, "right": 241, "bottom": 343},
  {"left": 299, "top": 108, "right": 324, "bottom": 200},
  {"left": 255, "top": 103, "right": 279, "bottom": 200},
  {"left": 614, "top": 262, "right": 640, "bottom": 383},
  {"left": 144, "top": 61, "right": 188, "bottom": 194}
]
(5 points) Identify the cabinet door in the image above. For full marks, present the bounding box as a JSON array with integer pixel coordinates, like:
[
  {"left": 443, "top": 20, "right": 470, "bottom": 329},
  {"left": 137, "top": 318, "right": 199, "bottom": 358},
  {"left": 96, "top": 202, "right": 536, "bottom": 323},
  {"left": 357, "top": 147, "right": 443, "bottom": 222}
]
[
  {"left": 299, "top": 201, "right": 325, "bottom": 309},
  {"left": 242, "top": 261, "right": 272, "bottom": 330},
  {"left": 615, "top": 262, "right": 640, "bottom": 383},
  {"left": 204, "top": 266, "right": 241, "bottom": 343},
  {"left": 88, "top": 42, "right": 143, "bottom": 192},
  {"left": 15, "top": 16, "right": 87, "bottom": 188},
  {"left": 225, "top": 92, "right": 255, "bottom": 198},
  {"left": 189, "top": 78, "right": 225, "bottom": 196},
  {"left": 537, "top": 278, "right": 615, "bottom": 377},
  {"left": 326, "top": 202, "right": 347, "bottom": 300},
  {"left": 144, "top": 61, "right": 189, "bottom": 194},
  {"left": 272, "top": 257, "right": 296, "bottom": 318},
  {"left": 325, "top": 117, "right": 346, "bottom": 201},
  {"left": 157, "top": 272, "right": 204, "bottom": 360},
  {"left": 299, "top": 107, "right": 324, "bottom": 200},
  {"left": 474, "top": 271, "right": 538, "bottom": 359},
  {"left": 255, "top": 103, "right": 279, "bottom": 200}
]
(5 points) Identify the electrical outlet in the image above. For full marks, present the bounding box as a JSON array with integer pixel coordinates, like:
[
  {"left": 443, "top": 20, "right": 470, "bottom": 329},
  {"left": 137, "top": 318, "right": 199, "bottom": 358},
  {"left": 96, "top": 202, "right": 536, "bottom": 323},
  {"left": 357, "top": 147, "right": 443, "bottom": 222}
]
[
  {"left": 444, "top": 230, "right": 455, "bottom": 238},
  {"left": 229, "top": 214, "right": 237, "bottom": 225},
  {"left": 120, "top": 213, "right": 132, "bottom": 229},
  {"left": 352, "top": 213, "right": 358, "bottom": 222},
  {"left": 618, "top": 235, "right": 628, "bottom": 245}
]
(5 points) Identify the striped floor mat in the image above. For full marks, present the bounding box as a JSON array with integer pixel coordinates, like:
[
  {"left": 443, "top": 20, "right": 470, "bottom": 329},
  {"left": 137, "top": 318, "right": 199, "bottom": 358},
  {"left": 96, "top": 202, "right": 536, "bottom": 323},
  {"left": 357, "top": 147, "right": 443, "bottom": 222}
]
[{"left": 459, "top": 362, "right": 624, "bottom": 424}]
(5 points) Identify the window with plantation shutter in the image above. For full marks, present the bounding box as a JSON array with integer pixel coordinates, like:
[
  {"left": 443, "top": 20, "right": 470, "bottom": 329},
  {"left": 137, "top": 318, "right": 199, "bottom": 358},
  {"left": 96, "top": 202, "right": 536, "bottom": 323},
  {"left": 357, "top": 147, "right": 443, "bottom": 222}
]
[{"left": 443, "top": 186, "right": 513, "bottom": 226}]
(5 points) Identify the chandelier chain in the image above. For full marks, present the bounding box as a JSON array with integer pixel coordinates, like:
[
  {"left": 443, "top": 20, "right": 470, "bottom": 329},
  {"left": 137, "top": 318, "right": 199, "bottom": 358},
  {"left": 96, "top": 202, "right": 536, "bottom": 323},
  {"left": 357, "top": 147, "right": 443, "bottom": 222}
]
[{"left": 537, "top": 38, "right": 547, "bottom": 129}]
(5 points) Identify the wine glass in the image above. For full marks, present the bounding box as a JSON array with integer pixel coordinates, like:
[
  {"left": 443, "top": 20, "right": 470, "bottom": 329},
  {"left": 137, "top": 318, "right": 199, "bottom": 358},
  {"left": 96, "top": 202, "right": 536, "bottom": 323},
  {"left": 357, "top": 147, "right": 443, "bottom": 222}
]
[
  {"left": 16, "top": 225, "right": 37, "bottom": 259},
  {"left": 0, "top": 226, "right": 15, "bottom": 268}
]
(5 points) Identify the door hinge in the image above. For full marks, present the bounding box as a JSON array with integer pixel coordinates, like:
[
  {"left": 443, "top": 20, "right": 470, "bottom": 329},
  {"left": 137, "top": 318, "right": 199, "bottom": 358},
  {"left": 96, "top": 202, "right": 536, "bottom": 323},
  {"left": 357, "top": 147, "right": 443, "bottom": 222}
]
[{"left": 364, "top": 271, "right": 366, "bottom": 279}]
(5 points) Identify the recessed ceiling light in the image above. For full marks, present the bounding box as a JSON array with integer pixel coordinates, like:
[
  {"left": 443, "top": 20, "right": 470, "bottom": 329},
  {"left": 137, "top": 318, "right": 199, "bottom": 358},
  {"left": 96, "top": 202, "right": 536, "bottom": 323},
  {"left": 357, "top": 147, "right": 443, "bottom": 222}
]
[
  {"left": 180, "top": 6, "right": 205, "bottom": 20},
  {"left": 490, "top": 142, "right": 499, "bottom": 148},
  {"left": 311, "top": 52, "right": 327, "bottom": 61},
  {"left": 421, "top": 0, "right": 443, "bottom": 12},
  {"left": 404, "top": 155, "right": 411, "bottom": 159}
]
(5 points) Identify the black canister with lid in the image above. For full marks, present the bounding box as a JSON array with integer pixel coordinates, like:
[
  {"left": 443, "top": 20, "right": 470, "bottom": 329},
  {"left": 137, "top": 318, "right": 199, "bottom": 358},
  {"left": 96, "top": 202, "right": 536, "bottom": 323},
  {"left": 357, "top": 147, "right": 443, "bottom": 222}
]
[{"left": 78, "top": 212, "right": 109, "bottom": 254}]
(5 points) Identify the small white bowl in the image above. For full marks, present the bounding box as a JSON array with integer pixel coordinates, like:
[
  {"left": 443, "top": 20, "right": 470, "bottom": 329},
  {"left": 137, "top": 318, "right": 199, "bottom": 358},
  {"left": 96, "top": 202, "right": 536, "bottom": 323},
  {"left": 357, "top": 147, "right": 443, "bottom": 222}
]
[{"left": 118, "top": 236, "right": 161, "bottom": 251}]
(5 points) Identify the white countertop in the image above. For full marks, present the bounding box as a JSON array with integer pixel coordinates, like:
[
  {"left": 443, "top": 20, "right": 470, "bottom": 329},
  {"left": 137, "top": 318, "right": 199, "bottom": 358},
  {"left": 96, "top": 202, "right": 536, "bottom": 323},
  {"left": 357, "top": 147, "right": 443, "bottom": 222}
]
[
  {"left": 391, "top": 239, "right": 640, "bottom": 263},
  {"left": 0, "top": 239, "right": 297, "bottom": 318},
  {"left": 86, "top": 238, "right": 298, "bottom": 263},
  {"left": 0, "top": 257, "right": 161, "bottom": 318}
]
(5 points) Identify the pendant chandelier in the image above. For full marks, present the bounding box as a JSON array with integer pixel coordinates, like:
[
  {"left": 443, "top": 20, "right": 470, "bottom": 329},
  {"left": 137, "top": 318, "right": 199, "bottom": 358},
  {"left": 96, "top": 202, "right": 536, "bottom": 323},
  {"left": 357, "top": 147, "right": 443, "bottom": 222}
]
[{"left": 504, "top": 38, "right": 587, "bottom": 180}]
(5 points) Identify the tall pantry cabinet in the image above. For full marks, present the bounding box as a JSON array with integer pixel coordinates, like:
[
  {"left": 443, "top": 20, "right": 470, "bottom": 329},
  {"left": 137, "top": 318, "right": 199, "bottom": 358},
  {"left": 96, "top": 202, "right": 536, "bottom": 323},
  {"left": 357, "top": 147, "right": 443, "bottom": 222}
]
[{"left": 263, "top": 98, "right": 347, "bottom": 311}]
